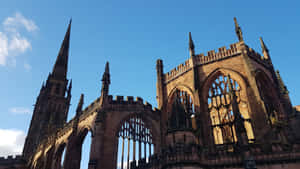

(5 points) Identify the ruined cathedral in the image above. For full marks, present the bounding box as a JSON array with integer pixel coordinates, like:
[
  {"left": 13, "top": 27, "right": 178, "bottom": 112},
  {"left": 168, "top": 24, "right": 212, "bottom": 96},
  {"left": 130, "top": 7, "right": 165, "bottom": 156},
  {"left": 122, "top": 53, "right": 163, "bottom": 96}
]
[{"left": 1, "top": 18, "right": 300, "bottom": 169}]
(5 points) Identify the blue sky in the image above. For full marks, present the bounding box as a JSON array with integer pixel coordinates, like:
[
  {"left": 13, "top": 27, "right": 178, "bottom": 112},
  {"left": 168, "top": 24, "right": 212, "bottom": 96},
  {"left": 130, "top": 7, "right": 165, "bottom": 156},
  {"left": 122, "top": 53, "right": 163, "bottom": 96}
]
[{"left": 0, "top": 0, "right": 299, "bottom": 169}]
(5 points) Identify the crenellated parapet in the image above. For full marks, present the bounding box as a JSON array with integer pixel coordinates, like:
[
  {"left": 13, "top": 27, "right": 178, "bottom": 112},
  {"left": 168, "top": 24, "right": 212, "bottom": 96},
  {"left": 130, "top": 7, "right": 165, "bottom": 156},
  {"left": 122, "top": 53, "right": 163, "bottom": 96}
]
[
  {"left": 164, "top": 43, "right": 242, "bottom": 83},
  {"left": 105, "top": 95, "right": 160, "bottom": 112},
  {"left": 0, "top": 155, "right": 24, "bottom": 163},
  {"left": 164, "top": 59, "right": 192, "bottom": 83},
  {"left": 193, "top": 43, "right": 240, "bottom": 66},
  {"left": 164, "top": 42, "right": 273, "bottom": 83}
]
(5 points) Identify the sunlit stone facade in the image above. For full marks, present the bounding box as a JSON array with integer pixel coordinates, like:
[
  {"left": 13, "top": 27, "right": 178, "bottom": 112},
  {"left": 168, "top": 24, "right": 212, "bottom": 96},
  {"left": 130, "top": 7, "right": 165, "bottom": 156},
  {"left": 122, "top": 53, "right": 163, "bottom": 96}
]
[{"left": 1, "top": 18, "right": 300, "bottom": 169}]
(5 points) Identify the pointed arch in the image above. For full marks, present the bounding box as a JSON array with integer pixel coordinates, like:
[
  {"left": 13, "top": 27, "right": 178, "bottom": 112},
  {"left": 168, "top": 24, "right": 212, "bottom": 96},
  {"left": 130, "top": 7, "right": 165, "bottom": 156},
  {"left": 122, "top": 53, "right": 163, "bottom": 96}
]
[
  {"left": 202, "top": 68, "right": 249, "bottom": 101},
  {"left": 115, "top": 113, "right": 155, "bottom": 169},
  {"left": 202, "top": 68, "right": 254, "bottom": 145},
  {"left": 167, "top": 85, "right": 195, "bottom": 114},
  {"left": 166, "top": 86, "right": 195, "bottom": 131},
  {"left": 255, "top": 69, "right": 282, "bottom": 122}
]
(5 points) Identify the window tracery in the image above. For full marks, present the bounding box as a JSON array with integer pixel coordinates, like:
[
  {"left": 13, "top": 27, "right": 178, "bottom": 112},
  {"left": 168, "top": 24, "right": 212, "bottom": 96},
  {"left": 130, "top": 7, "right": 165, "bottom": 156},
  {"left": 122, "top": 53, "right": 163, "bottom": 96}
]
[
  {"left": 168, "top": 90, "right": 194, "bottom": 130},
  {"left": 208, "top": 75, "right": 254, "bottom": 144},
  {"left": 116, "top": 115, "right": 154, "bottom": 169}
]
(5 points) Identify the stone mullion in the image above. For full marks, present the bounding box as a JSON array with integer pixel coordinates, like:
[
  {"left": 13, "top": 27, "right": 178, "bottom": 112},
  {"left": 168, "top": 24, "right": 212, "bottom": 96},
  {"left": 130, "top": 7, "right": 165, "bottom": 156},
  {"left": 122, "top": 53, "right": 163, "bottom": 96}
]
[
  {"left": 144, "top": 129, "right": 147, "bottom": 159},
  {"left": 133, "top": 118, "right": 136, "bottom": 162},
  {"left": 139, "top": 119, "right": 142, "bottom": 160},
  {"left": 121, "top": 135, "right": 125, "bottom": 169},
  {"left": 127, "top": 138, "right": 130, "bottom": 169}
]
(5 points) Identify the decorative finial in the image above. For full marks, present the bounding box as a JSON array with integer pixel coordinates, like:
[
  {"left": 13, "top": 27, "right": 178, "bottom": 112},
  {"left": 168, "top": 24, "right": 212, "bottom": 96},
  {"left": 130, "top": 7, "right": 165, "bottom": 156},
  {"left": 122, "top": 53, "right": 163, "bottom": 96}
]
[
  {"left": 102, "top": 61, "right": 110, "bottom": 84},
  {"left": 101, "top": 62, "right": 110, "bottom": 97},
  {"left": 189, "top": 32, "right": 195, "bottom": 57},
  {"left": 76, "top": 94, "right": 84, "bottom": 115},
  {"left": 102, "top": 62, "right": 110, "bottom": 84},
  {"left": 259, "top": 37, "right": 268, "bottom": 52},
  {"left": 259, "top": 37, "right": 271, "bottom": 60},
  {"left": 234, "top": 17, "right": 243, "bottom": 42}
]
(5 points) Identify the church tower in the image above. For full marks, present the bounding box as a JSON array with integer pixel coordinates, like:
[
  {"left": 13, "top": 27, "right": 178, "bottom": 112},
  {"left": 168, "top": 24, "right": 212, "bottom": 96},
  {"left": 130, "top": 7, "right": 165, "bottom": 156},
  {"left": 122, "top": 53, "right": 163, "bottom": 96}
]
[{"left": 22, "top": 21, "right": 72, "bottom": 160}]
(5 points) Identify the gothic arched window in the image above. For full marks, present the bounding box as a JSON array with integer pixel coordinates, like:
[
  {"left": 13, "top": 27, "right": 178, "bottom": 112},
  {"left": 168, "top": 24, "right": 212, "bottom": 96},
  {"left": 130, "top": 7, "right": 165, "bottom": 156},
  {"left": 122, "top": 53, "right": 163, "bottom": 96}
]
[
  {"left": 256, "top": 72, "right": 280, "bottom": 124},
  {"left": 208, "top": 74, "right": 254, "bottom": 145},
  {"left": 116, "top": 115, "right": 154, "bottom": 169},
  {"left": 168, "top": 90, "right": 194, "bottom": 130}
]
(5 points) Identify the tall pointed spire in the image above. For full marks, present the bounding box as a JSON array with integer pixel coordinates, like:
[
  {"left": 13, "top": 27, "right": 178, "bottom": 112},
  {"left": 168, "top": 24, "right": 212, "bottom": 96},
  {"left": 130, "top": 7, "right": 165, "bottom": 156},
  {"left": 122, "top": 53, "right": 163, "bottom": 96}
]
[
  {"left": 189, "top": 32, "right": 195, "bottom": 57},
  {"left": 234, "top": 17, "right": 243, "bottom": 42},
  {"left": 52, "top": 19, "right": 72, "bottom": 79}
]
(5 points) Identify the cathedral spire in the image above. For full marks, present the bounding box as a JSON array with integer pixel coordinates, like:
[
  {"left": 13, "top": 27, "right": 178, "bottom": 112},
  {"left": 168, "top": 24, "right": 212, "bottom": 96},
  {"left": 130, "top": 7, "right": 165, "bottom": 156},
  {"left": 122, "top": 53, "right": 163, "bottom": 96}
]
[
  {"left": 101, "top": 62, "right": 110, "bottom": 97},
  {"left": 52, "top": 19, "right": 72, "bottom": 79},
  {"left": 234, "top": 17, "right": 243, "bottom": 42},
  {"left": 189, "top": 32, "right": 195, "bottom": 57}
]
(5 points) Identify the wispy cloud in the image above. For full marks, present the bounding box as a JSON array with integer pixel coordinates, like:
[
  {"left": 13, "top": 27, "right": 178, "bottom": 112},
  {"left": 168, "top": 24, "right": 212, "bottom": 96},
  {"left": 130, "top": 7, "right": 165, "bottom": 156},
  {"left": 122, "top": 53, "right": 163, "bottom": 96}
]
[
  {"left": 0, "top": 12, "right": 38, "bottom": 68},
  {"left": 0, "top": 32, "right": 9, "bottom": 65},
  {"left": 0, "top": 129, "right": 26, "bottom": 157},
  {"left": 9, "top": 107, "right": 31, "bottom": 115},
  {"left": 3, "top": 12, "right": 38, "bottom": 33}
]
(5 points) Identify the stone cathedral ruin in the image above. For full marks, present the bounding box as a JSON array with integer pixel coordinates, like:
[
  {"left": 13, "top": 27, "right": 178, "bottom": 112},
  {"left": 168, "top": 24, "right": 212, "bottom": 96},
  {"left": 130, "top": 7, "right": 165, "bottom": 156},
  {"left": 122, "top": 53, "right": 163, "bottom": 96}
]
[{"left": 1, "top": 18, "right": 300, "bottom": 169}]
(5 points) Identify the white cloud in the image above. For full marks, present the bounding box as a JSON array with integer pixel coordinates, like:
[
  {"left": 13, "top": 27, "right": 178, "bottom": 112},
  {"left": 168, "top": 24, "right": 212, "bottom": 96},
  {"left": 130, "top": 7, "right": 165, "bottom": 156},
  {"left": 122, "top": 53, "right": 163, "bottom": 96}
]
[
  {"left": 3, "top": 12, "right": 38, "bottom": 32},
  {"left": 9, "top": 107, "right": 31, "bottom": 115},
  {"left": 0, "top": 32, "right": 8, "bottom": 65},
  {"left": 9, "top": 33, "right": 32, "bottom": 53},
  {"left": 0, "top": 129, "right": 26, "bottom": 157},
  {"left": 0, "top": 12, "right": 37, "bottom": 68}
]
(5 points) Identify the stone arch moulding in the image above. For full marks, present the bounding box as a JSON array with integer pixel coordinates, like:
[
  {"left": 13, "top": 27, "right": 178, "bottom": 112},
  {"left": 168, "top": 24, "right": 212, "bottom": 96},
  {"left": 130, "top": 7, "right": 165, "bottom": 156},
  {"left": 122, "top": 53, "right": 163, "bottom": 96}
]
[
  {"left": 76, "top": 111, "right": 98, "bottom": 137},
  {"left": 115, "top": 112, "right": 158, "bottom": 169},
  {"left": 254, "top": 68, "right": 283, "bottom": 118},
  {"left": 201, "top": 68, "right": 249, "bottom": 102},
  {"left": 254, "top": 69, "right": 276, "bottom": 91},
  {"left": 200, "top": 68, "right": 255, "bottom": 145},
  {"left": 254, "top": 68, "right": 275, "bottom": 84},
  {"left": 167, "top": 84, "right": 196, "bottom": 113},
  {"left": 114, "top": 112, "right": 160, "bottom": 144},
  {"left": 77, "top": 125, "right": 94, "bottom": 139}
]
